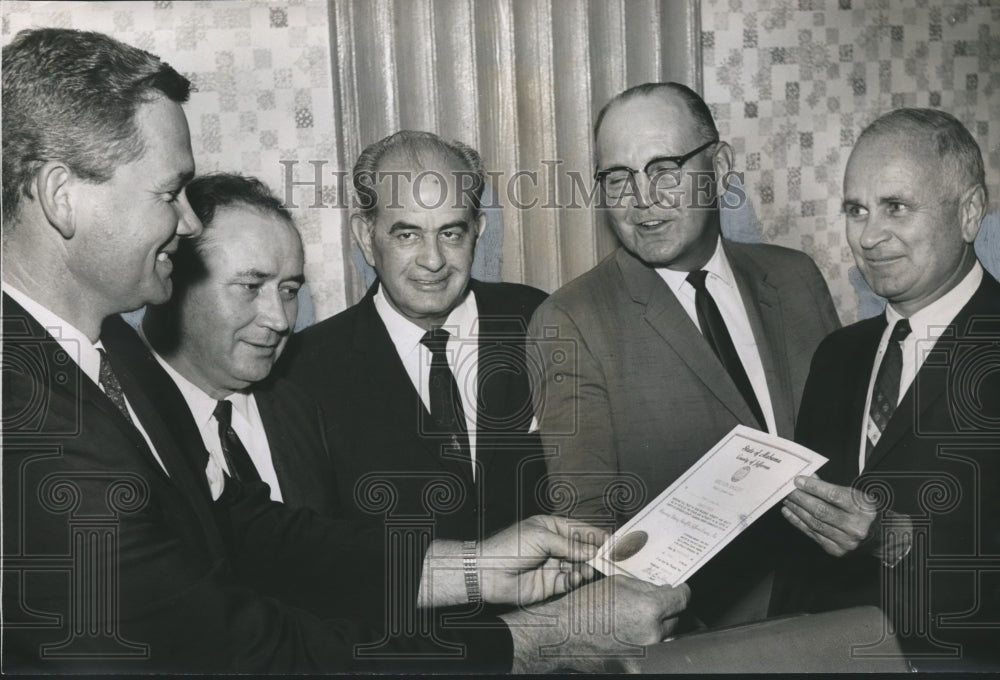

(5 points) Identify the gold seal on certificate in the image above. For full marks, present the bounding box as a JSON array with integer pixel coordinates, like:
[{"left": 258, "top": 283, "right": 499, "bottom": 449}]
[{"left": 590, "top": 425, "right": 827, "bottom": 587}]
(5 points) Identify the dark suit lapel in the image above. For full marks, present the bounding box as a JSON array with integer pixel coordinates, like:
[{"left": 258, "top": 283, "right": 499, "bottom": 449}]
[
  {"left": 254, "top": 389, "right": 296, "bottom": 498},
  {"left": 833, "top": 320, "right": 885, "bottom": 483},
  {"left": 865, "top": 274, "right": 998, "bottom": 470},
  {"left": 102, "top": 318, "right": 211, "bottom": 494},
  {"left": 470, "top": 286, "right": 508, "bottom": 481},
  {"left": 354, "top": 286, "right": 473, "bottom": 485},
  {"left": 726, "top": 243, "right": 794, "bottom": 436},
  {"left": 1, "top": 294, "right": 171, "bottom": 477},
  {"left": 100, "top": 318, "right": 228, "bottom": 558},
  {"left": 254, "top": 386, "right": 332, "bottom": 513},
  {"left": 616, "top": 248, "right": 760, "bottom": 428}
]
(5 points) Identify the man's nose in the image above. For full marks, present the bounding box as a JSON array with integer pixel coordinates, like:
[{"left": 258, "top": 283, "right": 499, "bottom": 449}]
[
  {"left": 857, "top": 213, "right": 892, "bottom": 250},
  {"left": 628, "top": 172, "right": 653, "bottom": 210},
  {"left": 257, "top": 290, "right": 292, "bottom": 333},
  {"left": 415, "top": 236, "right": 445, "bottom": 270},
  {"left": 174, "top": 188, "right": 203, "bottom": 237}
]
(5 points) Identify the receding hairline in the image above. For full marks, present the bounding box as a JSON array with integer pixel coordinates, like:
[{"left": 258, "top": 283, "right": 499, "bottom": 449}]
[
  {"left": 848, "top": 120, "right": 981, "bottom": 200},
  {"left": 594, "top": 82, "right": 717, "bottom": 142}
]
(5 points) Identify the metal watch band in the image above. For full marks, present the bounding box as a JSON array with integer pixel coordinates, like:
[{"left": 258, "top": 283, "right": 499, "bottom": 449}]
[{"left": 462, "top": 540, "right": 481, "bottom": 604}]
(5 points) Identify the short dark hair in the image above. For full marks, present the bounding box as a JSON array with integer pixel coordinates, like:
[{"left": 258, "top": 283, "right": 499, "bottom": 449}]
[
  {"left": 593, "top": 82, "right": 718, "bottom": 144},
  {"left": 857, "top": 108, "right": 986, "bottom": 201},
  {"left": 2, "top": 28, "right": 192, "bottom": 225},
  {"left": 180, "top": 172, "right": 296, "bottom": 270},
  {"left": 352, "top": 130, "right": 486, "bottom": 220},
  {"left": 185, "top": 172, "right": 293, "bottom": 229}
]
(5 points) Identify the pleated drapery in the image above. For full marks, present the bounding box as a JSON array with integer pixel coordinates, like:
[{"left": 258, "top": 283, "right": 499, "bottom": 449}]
[{"left": 328, "top": 0, "right": 701, "bottom": 303}]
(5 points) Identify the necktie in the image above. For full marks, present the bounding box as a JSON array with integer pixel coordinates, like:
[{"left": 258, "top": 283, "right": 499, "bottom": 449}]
[
  {"left": 419, "top": 327, "right": 471, "bottom": 467},
  {"left": 213, "top": 399, "right": 261, "bottom": 482},
  {"left": 866, "top": 318, "right": 912, "bottom": 458},
  {"left": 97, "top": 348, "right": 134, "bottom": 425},
  {"left": 686, "top": 270, "right": 767, "bottom": 430}
]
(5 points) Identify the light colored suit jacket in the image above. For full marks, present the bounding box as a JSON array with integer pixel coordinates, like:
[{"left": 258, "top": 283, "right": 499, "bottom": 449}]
[{"left": 530, "top": 241, "right": 839, "bottom": 625}]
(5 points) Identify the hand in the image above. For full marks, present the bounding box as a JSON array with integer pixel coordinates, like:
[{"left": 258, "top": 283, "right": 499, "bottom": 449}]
[
  {"left": 479, "top": 515, "right": 607, "bottom": 605},
  {"left": 782, "top": 475, "right": 881, "bottom": 557},
  {"left": 501, "top": 576, "right": 691, "bottom": 673}
]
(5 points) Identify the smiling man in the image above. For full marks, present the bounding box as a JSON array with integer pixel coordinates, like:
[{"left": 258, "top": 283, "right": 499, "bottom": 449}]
[
  {"left": 530, "top": 82, "right": 841, "bottom": 627},
  {"left": 2, "top": 30, "right": 690, "bottom": 674},
  {"left": 282, "top": 130, "right": 550, "bottom": 541},
  {"left": 780, "top": 108, "right": 1000, "bottom": 669},
  {"left": 141, "top": 173, "right": 337, "bottom": 512}
]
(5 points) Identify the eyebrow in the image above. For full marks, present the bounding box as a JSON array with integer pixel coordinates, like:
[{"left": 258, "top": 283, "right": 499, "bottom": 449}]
[
  {"left": 387, "top": 220, "right": 469, "bottom": 233},
  {"left": 234, "top": 269, "right": 306, "bottom": 284},
  {"left": 156, "top": 169, "right": 196, "bottom": 191},
  {"left": 877, "top": 194, "right": 912, "bottom": 204}
]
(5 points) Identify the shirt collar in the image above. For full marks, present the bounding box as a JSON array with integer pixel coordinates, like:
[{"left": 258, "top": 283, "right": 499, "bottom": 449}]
[
  {"left": 656, "top": 237, "right": 734, "bottom": 295},
  {"left": 144, "top": 343, "right": 221, "bottom": 431},
  {"left": 885, "top": 261, "right": 983, "bottom": 340},
  {"left": 136, "top": 325, "right": 255, "bottom": 424},
  {"left": 373, "top": 282, "right": 479, "bottom": 357},
  {"left": 4, "top": 283, "right": 103, "bottom": 386}
]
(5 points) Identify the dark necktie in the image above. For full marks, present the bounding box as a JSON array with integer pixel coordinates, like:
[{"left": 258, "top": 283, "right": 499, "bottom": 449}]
[
  {"left": 866, "top": 318, "right": 912, "bottom": 458},
  {"left": 97, "top": 348, "right": 134, "bottom": 425},
  {"left": 686, "top": 270, "right": 767, "bottom": 431},
  {"left": 212, "top": 399, "right": 261, "bottom": 482},
  {"left": 420, "top": 327, "right": 471, "bottom": 467}
]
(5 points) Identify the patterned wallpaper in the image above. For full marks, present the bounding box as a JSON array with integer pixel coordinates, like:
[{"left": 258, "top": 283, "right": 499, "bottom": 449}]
[
  {"left": 701, "top": 0, "right": 1000, "bottom": 322},
  {"left": 2, "top": 0, "right": 348, "bottom": 319},
  {"left": 5, "top": 1, "right": 998, "bottom": 324}
]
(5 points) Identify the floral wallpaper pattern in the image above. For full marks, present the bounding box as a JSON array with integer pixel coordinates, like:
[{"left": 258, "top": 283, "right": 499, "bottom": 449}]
[
  {"left": 2, "top": 0, "right": 348, "bottom": 319},
  {"left": 702, "top": 0, "right": 1000, "bottom": 321},
  {"left": 5, "top": 0, "right": 998, "bottom": 323}
]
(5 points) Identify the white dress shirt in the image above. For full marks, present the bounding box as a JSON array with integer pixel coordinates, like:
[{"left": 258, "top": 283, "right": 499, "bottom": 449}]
[
  {"left": 3, "top": 284, "right": 168, "bottom": 473},
  {"left": 656, "top": 238, "right": 778, "bottom": 434},
  {"left": 373, "top": 285, "right": 480, "bottom": 479},
  {"left": 858, "top": 262, "right": 983, "bottom": 473},
  {"left": 141, "top": 338, "right": 284, "bottom": 502}
]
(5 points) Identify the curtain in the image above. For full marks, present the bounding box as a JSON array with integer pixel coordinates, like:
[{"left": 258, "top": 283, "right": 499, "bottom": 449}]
[{"left": 328, "top": 0, "right": 702, "bottom": 304}]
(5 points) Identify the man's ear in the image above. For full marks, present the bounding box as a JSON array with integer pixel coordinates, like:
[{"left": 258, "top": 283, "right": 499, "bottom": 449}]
[
  {"left": 958, "top": 183, "right": 986, "bottom": 244},
  {"left": 711, "top": 141, "right": 735, "bottom": 196},
  {"left": 473, "top": 212, "right": 486, "bottom": 246},
  {"left": 34, "top": 161, "right": 77, "bottom": 239},
  {"left": 351, "top": 213, "right": 376, "bottom": 267}
]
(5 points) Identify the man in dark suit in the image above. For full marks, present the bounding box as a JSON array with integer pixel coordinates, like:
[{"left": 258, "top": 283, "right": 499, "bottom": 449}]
[
  {"left": 781, "top": 108, "right": 999, "bottom": 669},
  {"left": 2, "top": 28, "right": 690, "bottom": 673},
  {"left": 282, "top": 131, "right": 549, "bottom": 541},
  {"left": 140, "top": 173, "right": 336, "bottom": 515},
  {"left": 531, "top": 82, "right": 841, "bottom": 626}
]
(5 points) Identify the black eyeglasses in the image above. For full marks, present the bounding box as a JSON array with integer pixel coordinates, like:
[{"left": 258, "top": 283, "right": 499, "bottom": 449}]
[{"left": 594, "top": 139, "right": 718, "bottom": 198}]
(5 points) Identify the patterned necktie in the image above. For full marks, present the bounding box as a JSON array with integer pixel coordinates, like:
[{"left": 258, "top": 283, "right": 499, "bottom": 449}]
[
  {"left": 97, "top": 348, "right": 134, "bottom": 425},
  {"left": 866, "top": 318, "right": 912, "bottom": 458},
  {"left": 212, "top": 399, "right": 261, "bottom": 482},
  {"left": 419, "top": 327, "right": 471, "bottom": 466},
  {"left": 686, "top": 270, "right": 767, "bottom": 430}
]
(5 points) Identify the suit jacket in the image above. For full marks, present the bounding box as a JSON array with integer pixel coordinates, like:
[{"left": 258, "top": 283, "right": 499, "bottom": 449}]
[
  {"left": 129, "top": 336, "right": 340, "bottom": 516},
  {"left": 784, "top": 270, "right": 1000, "bottom": 669},
  {"left": 280, "top": 280, "right": 549, "bottom": 541},
  {"left": 531, "top": 242, "right": 840, "bottom": 625},
  {"left": 1, "top": 294, "right": 512, "bottom": 673}
]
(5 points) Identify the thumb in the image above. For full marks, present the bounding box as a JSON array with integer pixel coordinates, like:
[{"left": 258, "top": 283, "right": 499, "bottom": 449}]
[
  {"left": 540, "top": 516, "right": 609, "bottom": 560},
  {"left": 656, "top": 583, "right": 691, "bottom": 617}
]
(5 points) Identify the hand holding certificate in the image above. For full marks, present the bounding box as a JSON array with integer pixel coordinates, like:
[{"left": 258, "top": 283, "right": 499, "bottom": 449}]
[{"left": 590, "top": 426, "right": 827, "bottom": 586}]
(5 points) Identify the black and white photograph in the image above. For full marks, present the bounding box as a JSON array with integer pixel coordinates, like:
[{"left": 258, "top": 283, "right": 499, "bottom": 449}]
[{"left": 2, "top": 0, "right": 998, "bottom": 673}]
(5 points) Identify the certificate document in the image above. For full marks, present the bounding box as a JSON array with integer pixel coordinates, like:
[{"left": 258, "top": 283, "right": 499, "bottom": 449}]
[{"left": 590, "top": 425, "right": 827, "bottom": 586}]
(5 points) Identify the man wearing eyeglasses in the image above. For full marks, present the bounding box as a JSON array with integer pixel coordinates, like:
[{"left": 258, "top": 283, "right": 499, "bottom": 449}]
[{"left": 530, "top": 82, "right": 840, "bottom": 628}]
